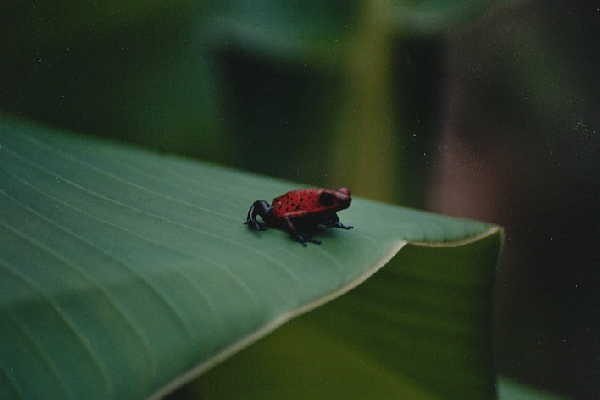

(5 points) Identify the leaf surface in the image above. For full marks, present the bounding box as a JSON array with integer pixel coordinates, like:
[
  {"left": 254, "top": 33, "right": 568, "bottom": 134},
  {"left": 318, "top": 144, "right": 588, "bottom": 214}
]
[{"left": 0, "top": 119, "right": 500, "bottom": 399}]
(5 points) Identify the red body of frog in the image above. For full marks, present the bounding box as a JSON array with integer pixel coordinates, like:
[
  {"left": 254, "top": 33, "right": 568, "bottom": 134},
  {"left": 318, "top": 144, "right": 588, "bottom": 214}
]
[{"left": 245, "top": 188, "right": 353, "bottom": 246}]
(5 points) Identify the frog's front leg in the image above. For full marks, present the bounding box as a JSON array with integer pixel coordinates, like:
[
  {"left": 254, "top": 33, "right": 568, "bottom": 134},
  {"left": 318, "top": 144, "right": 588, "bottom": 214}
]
[
  {"left": 324, "top": 213, "right": 353, "bottom": 230},
  {"left": 281, "top": 212, "right": 321, "bottom": 246},
  {"left": 245, "top": 200, "right": 272, "bottom": 231}
]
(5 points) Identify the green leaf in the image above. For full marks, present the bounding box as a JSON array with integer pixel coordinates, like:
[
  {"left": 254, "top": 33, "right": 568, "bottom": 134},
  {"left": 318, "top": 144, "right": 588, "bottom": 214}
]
[
  {"left": 0, "top": 119, "right": 501, "bottom": 399},
  {"left": 200, "top": 232, "right": 501, "bottom": 399}
]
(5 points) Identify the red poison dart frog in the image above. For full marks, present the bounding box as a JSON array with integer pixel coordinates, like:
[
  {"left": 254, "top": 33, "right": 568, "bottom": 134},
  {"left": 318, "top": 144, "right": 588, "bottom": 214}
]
[{"left": 245, "top": 188, "right": 353, "bottom": 246}]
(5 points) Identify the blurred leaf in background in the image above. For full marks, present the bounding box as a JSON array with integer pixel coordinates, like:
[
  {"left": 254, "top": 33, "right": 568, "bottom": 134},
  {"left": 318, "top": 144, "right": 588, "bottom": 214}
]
[
  {"left": 0, "top": 0, "right": 501, "bottom": 205},
  {"left": 0, "top": 1, "right": 222, "bottom": 158}
]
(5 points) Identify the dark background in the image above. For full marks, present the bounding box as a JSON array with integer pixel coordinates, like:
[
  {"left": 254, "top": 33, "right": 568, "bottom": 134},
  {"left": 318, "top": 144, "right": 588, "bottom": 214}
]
[{"left": 427, "top": 2, "right": 599, "bottom": 398}]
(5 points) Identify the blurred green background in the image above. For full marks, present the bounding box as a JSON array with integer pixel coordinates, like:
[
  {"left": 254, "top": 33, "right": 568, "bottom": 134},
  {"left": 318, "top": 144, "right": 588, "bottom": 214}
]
[{"left": 1, "top": 0, "right": 597, "bottom": 398}]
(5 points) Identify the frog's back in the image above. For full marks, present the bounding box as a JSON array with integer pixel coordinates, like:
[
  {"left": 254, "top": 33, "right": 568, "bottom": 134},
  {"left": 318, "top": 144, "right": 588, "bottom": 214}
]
[{"left": 272, "top": 189, "right": 321, "bottom": 218}]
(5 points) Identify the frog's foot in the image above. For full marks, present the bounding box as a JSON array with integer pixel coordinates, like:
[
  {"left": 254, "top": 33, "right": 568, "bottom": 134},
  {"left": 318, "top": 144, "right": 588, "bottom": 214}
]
[
  {"left": 244, "top": 219, "right": 267, "bottom": 231},
  {"left": 329, "top": 221, "right": 353, "bottom": 230},
  {"left": 301, "top": 235, "right": 321, "bottom": 246}
]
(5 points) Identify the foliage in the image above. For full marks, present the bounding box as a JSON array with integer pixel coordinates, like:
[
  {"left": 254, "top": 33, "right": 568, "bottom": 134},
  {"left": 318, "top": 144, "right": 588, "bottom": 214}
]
[{"left": 1, "top": 120, "right": 499, "bottom": 399}]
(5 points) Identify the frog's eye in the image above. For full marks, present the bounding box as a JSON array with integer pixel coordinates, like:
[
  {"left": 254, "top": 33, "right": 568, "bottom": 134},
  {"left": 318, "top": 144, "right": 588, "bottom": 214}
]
[{"left": 319, "top": 191, "right": 334, "bottom": 206}]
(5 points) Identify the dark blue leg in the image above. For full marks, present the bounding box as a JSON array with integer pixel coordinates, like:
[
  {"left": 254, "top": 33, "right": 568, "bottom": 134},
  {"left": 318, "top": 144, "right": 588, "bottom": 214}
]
[{"left": 244, "top": 200, "right": 272, "bottom": 231}]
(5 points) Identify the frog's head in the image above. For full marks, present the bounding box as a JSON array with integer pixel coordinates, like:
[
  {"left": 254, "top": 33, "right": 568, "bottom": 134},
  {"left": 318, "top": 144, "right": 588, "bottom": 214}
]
[{"left": 318, "top": 188, "right": 351, "bottom": 211}]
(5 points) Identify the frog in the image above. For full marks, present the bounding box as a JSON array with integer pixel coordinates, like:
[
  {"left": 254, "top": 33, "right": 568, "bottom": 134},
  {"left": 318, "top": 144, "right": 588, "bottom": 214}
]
[{"left": 244, "top": 188, "right": 353, "bottom": 246}]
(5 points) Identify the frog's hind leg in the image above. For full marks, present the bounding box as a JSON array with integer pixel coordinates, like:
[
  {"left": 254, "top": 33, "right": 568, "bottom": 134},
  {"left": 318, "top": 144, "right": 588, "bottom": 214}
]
[{"left": 245, "top": 200, "right": 272, "bottom": 230}]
